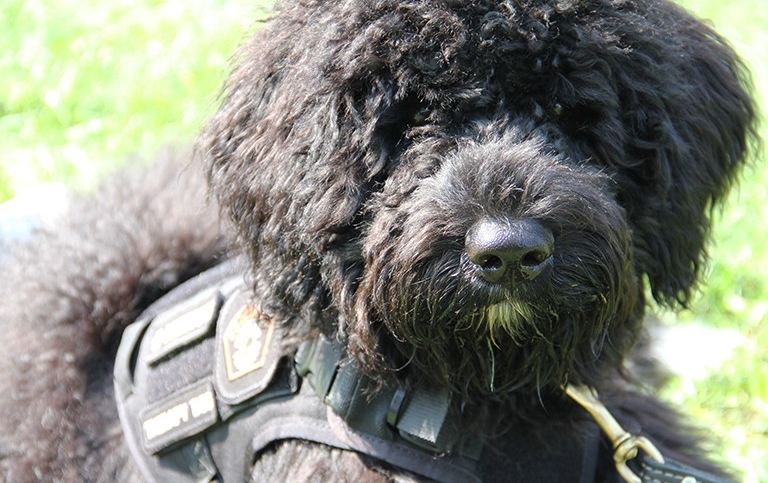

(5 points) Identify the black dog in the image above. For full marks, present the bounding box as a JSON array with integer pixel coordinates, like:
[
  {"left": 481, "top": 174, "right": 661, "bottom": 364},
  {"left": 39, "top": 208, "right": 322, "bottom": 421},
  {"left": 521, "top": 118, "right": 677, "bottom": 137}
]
[{"left": 0, "top": 0, "right": 756, "bottom": 481}]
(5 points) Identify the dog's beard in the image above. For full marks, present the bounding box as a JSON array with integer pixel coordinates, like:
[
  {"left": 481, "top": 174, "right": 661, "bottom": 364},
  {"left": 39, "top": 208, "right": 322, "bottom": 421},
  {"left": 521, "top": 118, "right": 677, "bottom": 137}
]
[
  {"left": 381, "top": 284, "right": 571, "bottom": 397},
  {"left": 352, "top": 237, "right": 639, "bottom": 405},
  {"left": 483, "top": 300, "right": 531, "bottom": 334},
  {"left": 356, "top": 254, "right": 550, "bottom": 393},
  {"left": 463, "top": 263, "right": 559, "bottom": 341},
  {"left": 475, "top": 300, "right": 541, "bottom": 340}
]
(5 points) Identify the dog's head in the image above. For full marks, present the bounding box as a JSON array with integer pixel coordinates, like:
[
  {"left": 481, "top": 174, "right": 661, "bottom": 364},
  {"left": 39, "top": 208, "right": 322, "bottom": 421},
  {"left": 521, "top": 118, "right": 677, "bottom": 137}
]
[{"left": 200, "top": 0, "right": 755, "bottom": 401}]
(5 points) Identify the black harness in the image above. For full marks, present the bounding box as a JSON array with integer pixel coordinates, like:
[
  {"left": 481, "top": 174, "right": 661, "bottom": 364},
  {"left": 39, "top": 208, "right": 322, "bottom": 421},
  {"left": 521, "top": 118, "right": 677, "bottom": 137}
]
[{"left": 114, "top": 260, "right": 733, "bottom": 483}]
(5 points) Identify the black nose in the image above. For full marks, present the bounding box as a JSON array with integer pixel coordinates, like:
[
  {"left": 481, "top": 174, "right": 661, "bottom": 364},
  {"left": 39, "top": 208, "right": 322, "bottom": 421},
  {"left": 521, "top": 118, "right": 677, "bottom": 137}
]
[{"left": 466, "top": 218, "right": 554, "bottom": 284}]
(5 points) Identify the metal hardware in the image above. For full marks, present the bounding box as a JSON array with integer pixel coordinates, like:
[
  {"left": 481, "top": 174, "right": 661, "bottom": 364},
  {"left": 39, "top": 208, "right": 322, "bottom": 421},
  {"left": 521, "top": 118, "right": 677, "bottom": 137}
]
[{"left": 563, "top": 384, "right": 665, "bottom": 483}]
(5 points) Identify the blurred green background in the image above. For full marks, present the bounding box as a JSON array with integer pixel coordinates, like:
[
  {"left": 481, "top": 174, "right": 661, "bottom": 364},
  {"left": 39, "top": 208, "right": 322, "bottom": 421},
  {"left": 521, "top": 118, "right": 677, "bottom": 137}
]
[{"left": 0, "top": 0, "right": 765, "bottom": 481}]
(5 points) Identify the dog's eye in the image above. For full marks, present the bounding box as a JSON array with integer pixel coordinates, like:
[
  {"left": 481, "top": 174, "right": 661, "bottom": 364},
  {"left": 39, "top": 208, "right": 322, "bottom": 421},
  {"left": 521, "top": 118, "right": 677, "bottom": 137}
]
[
  {"left": 411, "top": 106, "right": 432, "bottom": 126},
  {"left": 534, "top": 102, "right": 563, "bottom": 122}
]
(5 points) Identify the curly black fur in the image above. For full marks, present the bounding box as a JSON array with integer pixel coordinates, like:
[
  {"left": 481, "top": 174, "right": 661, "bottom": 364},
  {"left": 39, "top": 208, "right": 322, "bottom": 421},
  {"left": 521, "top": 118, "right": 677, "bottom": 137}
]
[
  {"left": 0, "top": 0, "right": 757, "bottom": 481},
  {"left": 203, "top": 0, "right": 754, "bottom": 407},
  {"left": 0, "top": 153, "right": 229, "bottom": 481}
]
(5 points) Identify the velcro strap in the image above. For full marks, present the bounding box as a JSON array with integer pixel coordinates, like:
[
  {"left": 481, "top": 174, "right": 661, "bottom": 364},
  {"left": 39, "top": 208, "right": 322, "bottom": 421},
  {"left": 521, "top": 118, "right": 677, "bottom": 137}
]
[
  {"left": 394, "top": 384, "right": 454, "bottom": 452},
  {"left": 295, "top": 336, "right": 464, "bottom": 455},
  {"left": 638, "top": 455, "right": 735, "bottom": 483},
  {"left": 295, "top": 334, "right": 342, "bottom": 399},
  {"left": 143, "top": 292, "right": 220, "bottom": 364}
]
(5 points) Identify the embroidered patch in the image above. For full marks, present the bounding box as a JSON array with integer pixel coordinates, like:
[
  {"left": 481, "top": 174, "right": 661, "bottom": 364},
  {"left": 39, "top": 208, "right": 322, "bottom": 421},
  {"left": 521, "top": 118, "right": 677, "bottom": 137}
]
[
  {"left": 144, "top": 289, "right": 220, "bottom": 364},
  {"left": 214, "top": 288, "right": 283, "bottom": 405},
  {"left": 140, "top": 380, "right": 218, "bottom": 454},
  {"left": 222, "top": 303, "right": 275, "bottom": 381}
]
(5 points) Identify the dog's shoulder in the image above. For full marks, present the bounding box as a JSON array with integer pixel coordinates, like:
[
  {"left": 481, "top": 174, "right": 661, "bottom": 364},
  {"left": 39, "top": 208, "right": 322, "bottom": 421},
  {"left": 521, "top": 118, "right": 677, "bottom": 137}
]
[{"left": 0, "top": 152, "right": 229, "bottom": 480}]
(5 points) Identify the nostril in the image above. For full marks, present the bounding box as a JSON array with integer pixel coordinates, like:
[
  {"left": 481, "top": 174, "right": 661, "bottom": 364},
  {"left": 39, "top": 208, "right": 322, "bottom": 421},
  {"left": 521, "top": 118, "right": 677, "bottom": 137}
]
[
  {"left": 477, "top": 254, "right": 504, "bottom": 271},
  {"left": 520, "top": 248, "right": 551, "bottom": 268},
  {"left": 518, "top": 248, "right": 553, "bottom": 281},
  {"left": 468, "top": 251, "right": 508, "bottom": 284}
]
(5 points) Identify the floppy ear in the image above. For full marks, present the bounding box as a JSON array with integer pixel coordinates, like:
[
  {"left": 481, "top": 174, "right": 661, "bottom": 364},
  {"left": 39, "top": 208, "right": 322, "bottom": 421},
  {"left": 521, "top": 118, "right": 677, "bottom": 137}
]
[
  {"left": 579, "top": 5, "right": 757, "bottom": 307},
  {"left": 632, "top": 14, "right": 755, "bottom": 306},
  {"left": 197, "top": 7, "right": 394, "bottom": 318}
]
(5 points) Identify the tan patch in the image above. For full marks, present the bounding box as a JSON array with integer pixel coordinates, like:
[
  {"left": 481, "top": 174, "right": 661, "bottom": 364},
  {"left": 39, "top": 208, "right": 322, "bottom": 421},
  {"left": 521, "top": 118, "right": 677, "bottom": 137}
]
[{"left": 221, "top": 303, "right": 275, "bottom": 381}]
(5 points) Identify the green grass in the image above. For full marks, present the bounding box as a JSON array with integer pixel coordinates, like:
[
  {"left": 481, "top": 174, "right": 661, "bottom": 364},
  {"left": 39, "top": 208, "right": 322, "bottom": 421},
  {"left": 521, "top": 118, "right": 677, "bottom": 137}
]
[
  {"left": 663, "top": 2, "right": 768, "bottom": 481},
  {"left": 1, "top": 1, "right": 766, "bottom": 481},
  {"left": 0, "top": 0, "right": 270, "bottom": 193}
]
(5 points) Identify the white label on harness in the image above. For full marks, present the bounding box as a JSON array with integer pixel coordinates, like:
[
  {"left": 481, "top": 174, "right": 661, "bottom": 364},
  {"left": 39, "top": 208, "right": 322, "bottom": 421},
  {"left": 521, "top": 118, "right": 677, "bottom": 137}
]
[
  {"left": 140, "top": 381, "right": 218, "bottom": 453},
  {"left": 147, "top": 295, "right": 218, "bottom": 363}
]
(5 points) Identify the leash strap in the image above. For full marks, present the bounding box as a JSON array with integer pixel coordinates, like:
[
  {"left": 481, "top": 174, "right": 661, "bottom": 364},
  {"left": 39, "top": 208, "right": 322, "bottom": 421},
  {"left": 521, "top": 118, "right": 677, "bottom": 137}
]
[
  {"left": 637, "top": 456, "right": 734, "bottom": 483},
  {"left": 564, "top": 384, "right": 734, "bottom": 483}
]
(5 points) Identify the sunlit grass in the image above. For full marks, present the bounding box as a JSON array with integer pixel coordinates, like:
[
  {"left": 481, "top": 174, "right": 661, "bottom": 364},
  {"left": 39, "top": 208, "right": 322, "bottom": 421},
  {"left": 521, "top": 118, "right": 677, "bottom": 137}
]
[
  {"left": 0, "top": 0, "right": 269, "bottom": 194},
  {"left": 662, "top": 1, "right": 768, "bottom": 481}
]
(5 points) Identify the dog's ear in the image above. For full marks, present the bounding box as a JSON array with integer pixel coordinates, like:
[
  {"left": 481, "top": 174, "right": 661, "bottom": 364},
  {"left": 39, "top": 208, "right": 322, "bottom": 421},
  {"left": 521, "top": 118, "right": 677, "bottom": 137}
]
[
  {"left": 574, "top": 7, "right": 758, "bottom": 307},
  {"left": 198, "top": 8, "right": 389, "bottom": 316}
]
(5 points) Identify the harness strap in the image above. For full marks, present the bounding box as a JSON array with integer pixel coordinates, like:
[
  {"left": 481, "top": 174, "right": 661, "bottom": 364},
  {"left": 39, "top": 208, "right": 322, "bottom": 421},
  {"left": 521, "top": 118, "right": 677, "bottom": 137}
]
[
  {"left": 113, "top": 261, "right": 731, "bottom": 483},
  {"left": 295, "top": 335, "right": 468, "bottom": 455},
  {"left": 114, "top": 262, "right": 482, "bottom": 483},
  {"left": 203, "top": 379, "right": 482, "bottom": 483}
]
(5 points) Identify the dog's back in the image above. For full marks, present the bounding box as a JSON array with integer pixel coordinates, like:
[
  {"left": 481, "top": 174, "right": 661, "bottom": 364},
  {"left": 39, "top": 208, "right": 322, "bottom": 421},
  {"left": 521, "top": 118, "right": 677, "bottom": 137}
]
[{"left": 0, "top": 152, "right": 227, "bottom": 481}]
